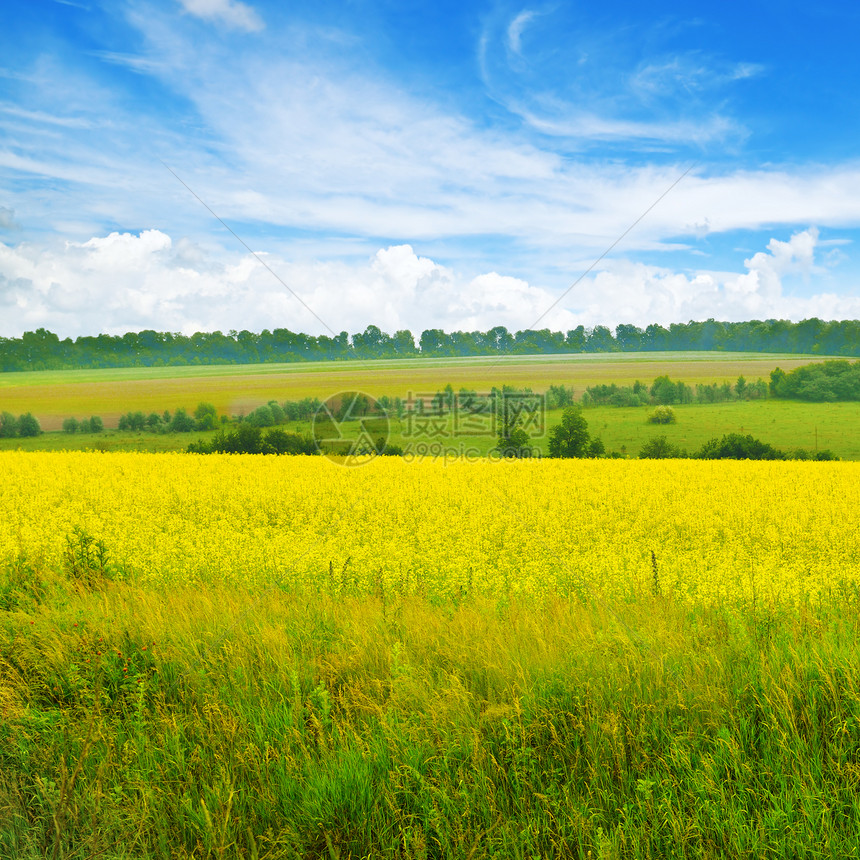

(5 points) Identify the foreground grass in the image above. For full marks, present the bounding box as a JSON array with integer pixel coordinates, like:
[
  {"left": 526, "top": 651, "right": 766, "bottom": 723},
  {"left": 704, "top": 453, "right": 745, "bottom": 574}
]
[{"left": 3, "top": 564, "right": 860, "bottom": 858}]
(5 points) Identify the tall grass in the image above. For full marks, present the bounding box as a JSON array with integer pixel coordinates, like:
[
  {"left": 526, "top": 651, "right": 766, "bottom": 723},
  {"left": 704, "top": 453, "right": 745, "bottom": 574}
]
[{"left": 2, "top": 561, "right": 860, "bottom": 858}]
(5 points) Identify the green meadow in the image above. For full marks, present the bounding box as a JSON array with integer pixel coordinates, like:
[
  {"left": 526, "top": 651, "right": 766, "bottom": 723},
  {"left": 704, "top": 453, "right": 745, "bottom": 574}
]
[
  {"left": 1, "top": 351, "right": 855, "bottom": 458},
  {"left": 0, "top": 351, "right": 829, "bottom": 433},
  {"left": 4, "top": 565, "right": 860, "bottom": 858}
]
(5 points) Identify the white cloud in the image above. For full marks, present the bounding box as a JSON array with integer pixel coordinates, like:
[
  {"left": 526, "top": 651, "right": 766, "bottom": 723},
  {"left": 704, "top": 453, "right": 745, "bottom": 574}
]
[
  {"left": 507, "top": 10, "right": 537, "bottom": 55},
  {"left": 566, "top": 228, "right": 860, "bottom": 326},
  {"left": 178, "top": 0, "right": 263, "bottom": 32},
  {"left": 1, "top": 228, "right": 857, "bottom": 342}
]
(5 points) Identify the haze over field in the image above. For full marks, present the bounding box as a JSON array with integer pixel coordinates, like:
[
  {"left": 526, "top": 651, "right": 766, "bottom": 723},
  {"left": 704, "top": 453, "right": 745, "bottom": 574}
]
[{"left": 2, "top": 0, "right": 860, "bottom": 338}]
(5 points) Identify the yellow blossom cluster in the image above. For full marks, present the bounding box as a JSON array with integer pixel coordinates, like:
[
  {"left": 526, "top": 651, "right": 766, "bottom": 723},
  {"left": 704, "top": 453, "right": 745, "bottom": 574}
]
[{"left": 1, "top": 452, "right": 857, "bottom": 607}]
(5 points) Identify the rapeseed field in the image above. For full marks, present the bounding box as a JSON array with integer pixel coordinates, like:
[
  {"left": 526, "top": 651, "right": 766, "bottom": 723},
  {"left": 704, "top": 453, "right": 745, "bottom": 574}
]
[
  {"left": 1, "top": 452, "right": 857, "bottom": 607},
  {"left": 3, "top": 451, "right": 860, "bottom": 858}
]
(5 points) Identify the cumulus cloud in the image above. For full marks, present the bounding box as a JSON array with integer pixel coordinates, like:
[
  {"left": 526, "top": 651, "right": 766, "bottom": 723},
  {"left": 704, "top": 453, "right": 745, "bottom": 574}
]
[
  {"left": 569, "top": 228, "right": 860, "bottom": 325},
  {"left": 1, "top": 228, "right": 857, "bottom": 340},
  {"left": 178, "top": 0, "right": 263, "bottom": 32},
  {"left": 0, "top": 231, "right": 568, "bottom": 338}
]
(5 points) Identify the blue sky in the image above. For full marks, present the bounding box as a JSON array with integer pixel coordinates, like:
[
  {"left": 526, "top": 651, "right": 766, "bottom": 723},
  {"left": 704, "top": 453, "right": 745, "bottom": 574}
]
[{"left": 2, "top": 0, "right": 860, "bottom": 338}]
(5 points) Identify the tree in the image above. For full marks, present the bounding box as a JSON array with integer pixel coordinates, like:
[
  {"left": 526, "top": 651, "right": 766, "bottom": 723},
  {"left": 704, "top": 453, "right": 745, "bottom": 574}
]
[
  {"left": 546, "top": 384, "right": 575, "bottom": 409},
  {"left": 268, "top": 401, "right": 285, "bottom": 425},
  {"left": 587, "top": 437, "right": 605, "bottom": 458},
  {"left": 170, "top": 408, "right": 195, "bottom": 433},
  {"left": 697, "top": 433, "right": 784, "bottom": 460},
  {"left": 496, "top": 391, "right": 535, "bottom": 458},
  {"left": 547, "top": 406, "right": 590, "bottom": 458},
  {"left": 497, "top": 426, "right": 532, "bottom": 458},
  {"left": 63, "top": 417, "right": 79, "bottom": 434},
  {"left": 17, "top": 413, "right": 41, "bottom": 437},
  {"left": 261, "top": 429, "right": 317, "bottom": 455},
  {"left": 639, "top": 435, "right": 685, "bottom": 459},
  {"left": 194, "top": 402, "right": 218, "bottom": 431},
  {"left": 0, "top": 412, "right": 17, "bottom": 438}
]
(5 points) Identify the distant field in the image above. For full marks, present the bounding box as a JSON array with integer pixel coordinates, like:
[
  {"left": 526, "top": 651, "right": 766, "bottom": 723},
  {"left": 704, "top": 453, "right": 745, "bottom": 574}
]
[
  {"left": 2, "top": 399, "right": 858, "bottom": 459},
  {"left": 0, "top": 351, "right": 832, "bottom": 432}
]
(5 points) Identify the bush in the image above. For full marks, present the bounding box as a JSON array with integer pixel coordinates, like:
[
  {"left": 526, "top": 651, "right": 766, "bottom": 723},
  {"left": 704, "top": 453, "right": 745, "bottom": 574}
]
[
  {"left": 261, "top": 429, "right": 317, "bottom": 455},
  {"left": 268, "top": 402, "right": 286, "bottom": 425},
  {"left": 648, "top": 405, "right": 677, "bottom": 425},
  {"left": 545, "top": 384, "right": 575, "bottom": 410},
  {"left": 376, "top": 437, "right": 404, "bottom": 456},
  {"left": 247, "top": 405, "right": 275, "bottom": 427},
  {"left": 62, "top": 417, "right": 79, "bottom": 434},
  {"left": 697, "top": 433, "right": 784, "bottom": 461},
  {"left": 170, "top": 408, "right": 195, "bottom": 433},
  {"left": 189, "top": 425, "right": 318, "bottom": 456},
  {"left": 789, "top": 448, "right": 839, "bottom": 461},
  {"left": 194, "top": 402, "right": 218, "bottom": 431},
  {"left": 640, "top": 435, "right": 685, "bottom": 459},
  {"left": 587, "top": 437, "right": 605, "bottom": 458},
  {"left": 118, "top": 411, "right": 146, "bottom": 432}
]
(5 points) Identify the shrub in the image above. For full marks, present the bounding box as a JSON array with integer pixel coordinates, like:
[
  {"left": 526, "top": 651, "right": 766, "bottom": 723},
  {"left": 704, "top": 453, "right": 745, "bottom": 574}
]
[
  {"left": 62, "top": 417, "right": 80, "bottom": 434},
  {"left": 640, "top": 435, "right": 685, "bottom": 459},
  {"left": 194, "top": 402, "right": 218, "bottom": 431},
  {"left": 648, "top": 405, "right": 677, "bottom": 425},
  {"left": 170, "top": 408, "right": 195, "bottom": 433},
  {"left": 268, "top": 401, "right": 286, "bottom": 425},
  {"left": 247, "top": 405, "right": 275, "bottom": 427},
  {"left": 697, "top": 433, "right": 784, "bottom": 460}
]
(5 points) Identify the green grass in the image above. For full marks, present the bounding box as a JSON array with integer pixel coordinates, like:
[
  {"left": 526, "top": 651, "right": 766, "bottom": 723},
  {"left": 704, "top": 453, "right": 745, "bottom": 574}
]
[
  {"left": 585, "top": 399, "right": 860, "bottom": 459},
  {"left": 2, "top": 351, "right": 856, "bottom": 458},
  {"left": 3, "top": 397, "right": 859, "bottom": 459},
  {"left": 0, "top": 429, "right": 222, "bottom": 453},
  {"left": 3, "top": 559, "right": 860, "bottom": 858}
]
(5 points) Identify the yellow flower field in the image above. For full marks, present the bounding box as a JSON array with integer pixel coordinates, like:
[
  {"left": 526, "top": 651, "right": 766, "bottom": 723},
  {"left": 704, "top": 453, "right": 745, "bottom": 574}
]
[{"left": 1, "top": 451, "right": 857, "bottom": 607}]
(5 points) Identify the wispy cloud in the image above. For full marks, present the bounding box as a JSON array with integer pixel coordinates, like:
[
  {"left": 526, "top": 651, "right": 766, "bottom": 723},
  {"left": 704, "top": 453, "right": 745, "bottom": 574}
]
[
  {"left": 90, "top": 51, "right": 168, "bottom": 75},
  {"left": 480, "top": 8, "right": 758, "bottom": 149},
  {"left": 0, "top": 103, "right": 93, "bottom": 129},
  {"left": 51, "top": 0, "right": 91, "bottom": 10},
  {"left": 507, "top": 9, "right": 537, "bottom": 56},
  {"left": 178, "top": 0, "right": 264, "bottom": 32}
]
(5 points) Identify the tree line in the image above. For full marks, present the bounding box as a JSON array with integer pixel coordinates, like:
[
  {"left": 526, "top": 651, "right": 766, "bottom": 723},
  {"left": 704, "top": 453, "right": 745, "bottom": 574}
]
[
  {"left": 5, "top": 317, "right": 860, "bottom": 371},
  {"left": 770, "top": 359, "right": 860, "bottom": 401}
]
